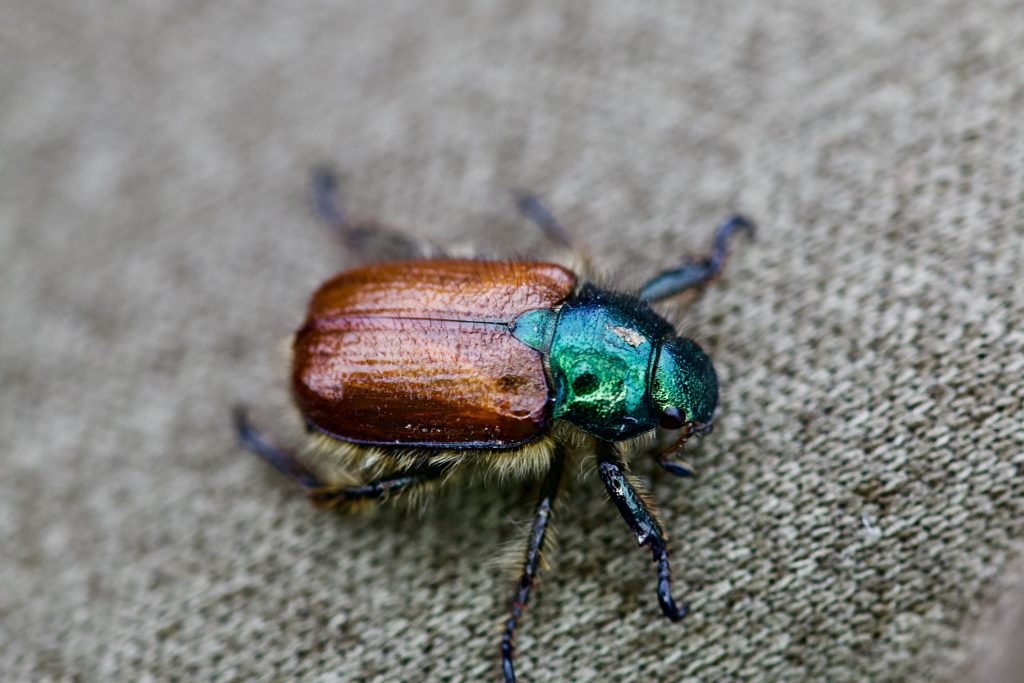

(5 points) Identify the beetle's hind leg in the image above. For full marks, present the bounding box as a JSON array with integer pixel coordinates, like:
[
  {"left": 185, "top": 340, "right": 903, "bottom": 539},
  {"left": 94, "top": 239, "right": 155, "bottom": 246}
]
[
  {"left": 639, "top": 214, "right": 755, "bottom": 302},
  {"left": 233, "top": 407, "right": 444, "bottom": 507},
  {"left": 500, "top": 444, "right": 567, "bottom": 683},
  {"left": 312, "top": 465, "right": 446, "bottom": 508},
  {"left": 234, "top": 407, "right": 324, "bottom": 489},
  {"left": 310, "top": 168, "right": 432, "bottom": 262},
  {"left": 597, "top": 442, "right": 689, "bottom": 622}
]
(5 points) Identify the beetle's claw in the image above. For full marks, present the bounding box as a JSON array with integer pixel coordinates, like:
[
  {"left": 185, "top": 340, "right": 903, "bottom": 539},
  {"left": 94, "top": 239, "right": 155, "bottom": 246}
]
[{"left": 658, "top": 584, "right": 690, "bottom": 622}]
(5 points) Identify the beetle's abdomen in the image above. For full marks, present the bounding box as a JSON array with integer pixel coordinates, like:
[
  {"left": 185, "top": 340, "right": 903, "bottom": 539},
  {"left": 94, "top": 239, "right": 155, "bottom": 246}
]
[{"left": 292, "top": 260, "right": 576, "bottom": 448}]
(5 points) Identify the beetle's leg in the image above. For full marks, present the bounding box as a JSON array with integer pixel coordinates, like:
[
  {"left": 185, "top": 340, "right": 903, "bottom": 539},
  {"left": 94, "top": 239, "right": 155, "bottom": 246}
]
[
  {"left": 650, "top": 428, "right": 698, "bottom": 478},
  {"left": 639, "top": 214, "right": 755, "bottom": 302},
  {"left": 500, "top": 445, "right": 567, "bottom": 683},
  {"left": 597, "top": 443, "right": 689, "bottom": 621},
  {"left": 233, "top": 406, "right": 324, "bottom": 489},
  {"left": 515, "top": 192, "right": 596, "bottom": 275},
  {"left": 657, "top": 456, "right": 696, "bottom": 478},
  {"left": 515, "top": 193, "right": 574, "bottom": 248},
  {"left": 233, "top": 407, "right": 444, "bottom": 506},
  {"left": 311, "top": 168, "right": 430, "bottom": 261},
  {"left": 311, "top": 465, "right": 446, "bottom": 508}
]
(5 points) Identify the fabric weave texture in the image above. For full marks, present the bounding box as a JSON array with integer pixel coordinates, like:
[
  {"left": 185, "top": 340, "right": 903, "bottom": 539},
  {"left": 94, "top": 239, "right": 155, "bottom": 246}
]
[{"left": 2, "top": 2, "right": 1022, "bottom": 681}]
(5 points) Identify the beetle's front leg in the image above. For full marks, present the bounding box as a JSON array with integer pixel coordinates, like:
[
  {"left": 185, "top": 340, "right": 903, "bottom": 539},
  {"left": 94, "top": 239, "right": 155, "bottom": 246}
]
[
  {"left": 310, "top": 168, "right": 434, "bottom": 262},
  {"left": 233, "top": 407, "right": 443, "bottom": 507},
  {"left": 500, "top": 445, "right": 567, "bottom": 683},
  {"left": 597, "top": 443, "right": 688, "bottom": 621},
  {"left": 649, "top": 428, "right": 698, "bottom": 478},
  {"left": 656, "top": 454, "right": 696, "bottom": 479},
  {"left": 639, "top": 214, "right": 755, "bottom": 302}
]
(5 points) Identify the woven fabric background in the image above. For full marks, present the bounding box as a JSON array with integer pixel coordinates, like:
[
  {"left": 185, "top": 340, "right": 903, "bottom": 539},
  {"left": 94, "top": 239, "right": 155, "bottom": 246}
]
[{"left": 2, "top": 2, "right": 1022, "bottom": 681}]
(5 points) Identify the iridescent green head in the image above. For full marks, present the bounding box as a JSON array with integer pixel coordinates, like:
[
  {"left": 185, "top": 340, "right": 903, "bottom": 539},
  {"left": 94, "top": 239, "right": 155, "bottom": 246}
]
[{"left": 651, "top": 337, "right": 719, "bottom": 432}]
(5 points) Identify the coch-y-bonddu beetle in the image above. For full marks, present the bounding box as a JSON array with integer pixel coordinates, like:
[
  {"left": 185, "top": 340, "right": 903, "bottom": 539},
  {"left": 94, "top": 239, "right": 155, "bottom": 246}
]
[{"left": 234, "top": 169, "right": 753, "bottom": 682}]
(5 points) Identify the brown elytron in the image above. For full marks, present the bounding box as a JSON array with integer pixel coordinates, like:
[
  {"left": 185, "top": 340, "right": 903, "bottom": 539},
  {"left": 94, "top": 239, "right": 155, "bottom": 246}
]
[{"left": 292, "top": 259, "right": 577, "bottom": 447}]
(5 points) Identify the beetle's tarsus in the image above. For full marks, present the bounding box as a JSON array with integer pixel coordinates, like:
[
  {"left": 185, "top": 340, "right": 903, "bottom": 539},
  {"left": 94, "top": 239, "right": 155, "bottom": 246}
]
[
  {"left": 639, "top": 214, "right": 756, "bottom": 302},
  {"left": 502, "top": 655, "right": 516, "bottom": 683},
  {"left": 656, "top": 546, "right": 690, "bottom": 621},
  {"left": 501, "top": 446, "right": 567, "bottom": 683}
]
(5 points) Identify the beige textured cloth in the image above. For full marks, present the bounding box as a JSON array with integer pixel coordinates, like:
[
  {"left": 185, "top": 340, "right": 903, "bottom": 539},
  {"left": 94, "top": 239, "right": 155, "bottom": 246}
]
[{"left": 2, "top": 2, "right": 1022, "bottom": 681}]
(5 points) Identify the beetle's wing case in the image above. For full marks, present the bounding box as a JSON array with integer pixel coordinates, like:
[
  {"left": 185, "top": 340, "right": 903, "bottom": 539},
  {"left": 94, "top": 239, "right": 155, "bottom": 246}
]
[{"left": 292, "top": 259, "right": 576, "bottom": 448}]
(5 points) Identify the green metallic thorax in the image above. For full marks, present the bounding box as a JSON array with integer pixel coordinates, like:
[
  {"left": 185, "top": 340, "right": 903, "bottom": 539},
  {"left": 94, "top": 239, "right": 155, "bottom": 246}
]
[{"left": 513, "top": 285, "right": 675, "bottom": 441}]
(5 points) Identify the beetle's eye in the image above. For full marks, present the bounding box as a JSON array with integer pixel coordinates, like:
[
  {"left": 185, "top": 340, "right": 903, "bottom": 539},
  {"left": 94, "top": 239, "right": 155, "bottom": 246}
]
[
  {"left": 572, "top": 372, "right": 600, "bottom": 396},
  {"left": 659, "top": 407, "right": 685, "bottom": 430}
]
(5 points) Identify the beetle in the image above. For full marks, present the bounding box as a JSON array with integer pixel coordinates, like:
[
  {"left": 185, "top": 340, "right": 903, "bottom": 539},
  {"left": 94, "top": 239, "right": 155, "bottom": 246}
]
[{"left": 234, "top": 169, "right": 753, "bottom": 682}]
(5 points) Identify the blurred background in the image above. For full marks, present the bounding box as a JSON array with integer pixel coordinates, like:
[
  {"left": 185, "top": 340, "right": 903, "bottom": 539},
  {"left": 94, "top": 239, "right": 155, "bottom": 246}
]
[{"left": 2, "top": 1, "right": 1022, "bottom": 681}]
